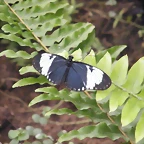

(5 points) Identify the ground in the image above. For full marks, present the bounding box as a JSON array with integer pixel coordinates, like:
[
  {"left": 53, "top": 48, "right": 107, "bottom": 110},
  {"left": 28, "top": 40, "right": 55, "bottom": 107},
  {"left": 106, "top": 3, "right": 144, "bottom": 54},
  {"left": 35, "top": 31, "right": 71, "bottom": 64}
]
[{"left": 0, "top": 0, "right": 144, "bottom": 144}]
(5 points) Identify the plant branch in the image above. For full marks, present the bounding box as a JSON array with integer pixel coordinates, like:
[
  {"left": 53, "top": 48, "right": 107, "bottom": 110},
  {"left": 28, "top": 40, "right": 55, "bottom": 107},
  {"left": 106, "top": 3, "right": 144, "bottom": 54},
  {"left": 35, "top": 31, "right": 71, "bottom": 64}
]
[
  {"left": 84, "top": 91, "right": 92, "bottom": 99},
  {"left": 51, "top": 100, "right": 64, "bottom": 110},
  {"left": 48, "top": 119, "right": 91, "bottom": 125}
]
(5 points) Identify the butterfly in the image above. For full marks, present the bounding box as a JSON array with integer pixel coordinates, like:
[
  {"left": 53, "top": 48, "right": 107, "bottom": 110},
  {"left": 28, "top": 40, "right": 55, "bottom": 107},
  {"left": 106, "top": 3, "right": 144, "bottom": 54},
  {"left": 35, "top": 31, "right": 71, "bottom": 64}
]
[{"left": 32, "top": 52, "right": 111, "bottom": 91}]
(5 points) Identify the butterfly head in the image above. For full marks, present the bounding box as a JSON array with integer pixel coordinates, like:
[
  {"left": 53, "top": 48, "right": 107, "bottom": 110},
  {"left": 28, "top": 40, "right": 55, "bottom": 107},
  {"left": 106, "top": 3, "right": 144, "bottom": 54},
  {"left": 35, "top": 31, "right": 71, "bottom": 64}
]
[{"left": 68, "top": 55, "right": 74, "bottom": 62}]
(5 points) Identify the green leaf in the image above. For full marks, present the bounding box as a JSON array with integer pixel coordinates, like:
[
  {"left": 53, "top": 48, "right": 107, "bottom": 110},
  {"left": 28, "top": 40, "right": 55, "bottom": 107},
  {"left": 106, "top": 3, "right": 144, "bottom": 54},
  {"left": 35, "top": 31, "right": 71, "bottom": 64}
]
[
  {"left": 111, "top": 55, "right": 128, "bottom": 85},
  {"left": 0, "top": 50, "right": 37, "bottom": 59},
  {"left": 49, "top": 23, "right": 95, "bottom": 53},
  {"left": 96, "top": 52, "right": 112, "bottom": 75},
  {"left": 29, "top": 90, "right": 96, "bottom": 111},
  {"left": 46, "top": 108, "right": 73, "bottom": 117},
  {"left": 9, "top": 139, "right": 19, "bottom": 144},
  {"left": 96, "top": 45, "right": 126, "bottom": 62},
  {"left": 77, "top": 30, "right": 95, "bottom": 57},
  {"left": 32, "top": 128, "right": 42, "bottom": 135},
  {"left": 8, "top": 130, "right": 19, "bottom": 139},
  {"left": 121, "top": 98, "right": 144, "bottom": 126},
  {"left": 18, "top": 130, "right": 29, "bottom": 141},
  {"left": 45, "top": 108, "right": 109, "bottom": 123},
  {"left": 135, "top": 112, "right": 144, "bottom": 143},
  {"left": 12, "top": 76, "right": 48, "bottom": 88},
  {"left": 58, "top": 123, "right": 121, "bottom": 142},
  {"left": 39, "top": 117, "right": 48, "bottom": 125},
  {"left": 29, "top": 90, "right": 65, "bottom": 106},
  {"left": 109, "top": 89, "right": 129, "bottom": 112},
  {"left": 96, "top": 86, "right": 112, "bottom": 102},
  {"left": 19, "top": 66, "right": 37, "bottom": 75},
  {"left": 12, "top": 0, "right": 58, "bottom": 10},
  {"left": 16, "top": 0, "right": 69, "bottom": 19},
  {"left": 83, "top": 50, "right": 96, "bottom": 66},
  {"left": 32, "top": 114, "right": 41, "bottom": 123},
  {"left": 108, "top": 45, "right": 127, "bottom": 59},
  {"left": 35, "top": 86, "right": 59, "bottom": 95},
  {"left": 0, "top": 33, "right": 41, "bottom": 50},
  {"left": 26, "top": 126, "right": 34, "bottom": 135},
  {"left": 71, "top": 49, "right": 82, "bottom": 61},
  {"left": 123, "top": 58, "right": 144, "bottom": 94}
]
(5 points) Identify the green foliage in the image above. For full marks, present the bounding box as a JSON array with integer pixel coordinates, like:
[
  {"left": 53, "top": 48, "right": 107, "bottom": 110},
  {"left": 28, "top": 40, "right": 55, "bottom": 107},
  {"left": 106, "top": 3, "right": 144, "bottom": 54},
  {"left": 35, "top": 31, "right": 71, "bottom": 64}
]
[
  {"left": 58, "top": 123, "right": 122, "bottom": 142},
  {"left": 0, "top": 0, "right": 95, "bottom": 55},
  {"left": 8, "top": 111, "right": 54, "bottom": 144},
  {"left": 1, "top": 0, "right": 144, "bottom": 144}
]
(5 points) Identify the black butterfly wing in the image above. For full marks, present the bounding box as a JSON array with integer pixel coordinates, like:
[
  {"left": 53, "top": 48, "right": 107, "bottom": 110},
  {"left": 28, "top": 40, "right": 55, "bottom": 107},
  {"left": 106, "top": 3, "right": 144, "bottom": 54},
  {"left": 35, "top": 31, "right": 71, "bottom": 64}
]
[
  {"left": 65, "top": 66, "right": 86, "bottom": 91},
  {"left": 48, "top": 65, "right": 67, "bottom": 84},
  {"left": 66, "top": 61, "right": 111, "bottom": 91},
  {"left": 33, "top": 53, "right": 111, "bottom": 91},
  {"left": 33, "top": 53, "right": 67, "bottom": 84}
]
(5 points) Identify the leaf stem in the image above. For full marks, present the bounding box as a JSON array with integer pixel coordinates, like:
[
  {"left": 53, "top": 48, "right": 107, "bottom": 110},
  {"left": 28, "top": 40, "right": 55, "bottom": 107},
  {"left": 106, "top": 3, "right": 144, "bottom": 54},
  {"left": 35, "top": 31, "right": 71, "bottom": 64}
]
[
  {"left": 113, "top": 82, "right": 144, "bottom": 101},
  {"left": 84, "top": 91, "right": 92, "bottom": 98}
]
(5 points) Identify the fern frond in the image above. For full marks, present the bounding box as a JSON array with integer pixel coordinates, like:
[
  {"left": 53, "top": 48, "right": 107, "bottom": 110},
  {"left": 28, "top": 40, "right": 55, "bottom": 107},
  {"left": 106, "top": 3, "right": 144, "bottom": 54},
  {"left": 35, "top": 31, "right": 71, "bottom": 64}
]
[
  {"left": 0, "top": 0, "right": 95, "bottom": 54},
  {"left": 58, "top": 123, "right": 123, "bottom": 142}
]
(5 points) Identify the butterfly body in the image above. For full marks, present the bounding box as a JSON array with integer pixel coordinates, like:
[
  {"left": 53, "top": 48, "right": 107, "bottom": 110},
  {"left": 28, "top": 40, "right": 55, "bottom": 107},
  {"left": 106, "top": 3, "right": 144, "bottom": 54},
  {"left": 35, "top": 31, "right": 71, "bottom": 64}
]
[{"left": 33, "top": 53, "right": 111, "bottom": 91}]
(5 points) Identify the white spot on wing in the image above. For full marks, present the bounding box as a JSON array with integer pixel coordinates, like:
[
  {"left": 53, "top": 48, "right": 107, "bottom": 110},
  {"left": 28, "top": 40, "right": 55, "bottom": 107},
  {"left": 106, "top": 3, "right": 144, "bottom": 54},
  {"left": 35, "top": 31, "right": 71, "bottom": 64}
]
[
  {"left": 82, "top": 87, "right": 85, "bottom": 91},
  {"left": 86, "top": 66, "right": 104, "bottom": 89},
  {"left": 40, "top": 53, "right": 56, "bottom": 76}
]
